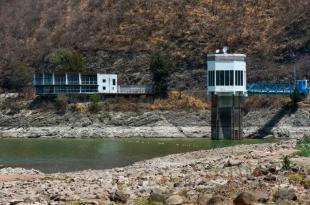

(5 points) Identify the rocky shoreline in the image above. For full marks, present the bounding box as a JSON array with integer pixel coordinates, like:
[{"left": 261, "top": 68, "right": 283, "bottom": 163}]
[
  {"left": 0, "top": 108, "right": 310, "bottom": 138},
  {"left": 0, "top": 140, "right": 309, "bottom": 204}
]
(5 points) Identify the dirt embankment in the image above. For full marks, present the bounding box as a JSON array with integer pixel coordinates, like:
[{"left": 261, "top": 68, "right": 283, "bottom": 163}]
[{"left": 0, "top": 107, "right": 309, "bottom": 138}]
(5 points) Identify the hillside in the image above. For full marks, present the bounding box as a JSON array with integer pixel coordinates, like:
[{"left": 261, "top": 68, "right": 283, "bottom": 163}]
[{"left": 0, "top": 0, "right": 309, "bottom": 89}]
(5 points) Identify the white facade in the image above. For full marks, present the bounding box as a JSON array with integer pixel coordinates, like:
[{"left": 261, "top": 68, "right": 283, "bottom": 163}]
[
  {"left": 97, "top": 74, "right": 118, "bottom": 93},
  {"left": 207, "top": 54, "right": 247, "bottom": 96}
]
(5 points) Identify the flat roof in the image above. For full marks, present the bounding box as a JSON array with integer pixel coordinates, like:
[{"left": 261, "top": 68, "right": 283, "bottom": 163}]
[{"left": 207, "top": 54, "right": 246, "bottom": 61}]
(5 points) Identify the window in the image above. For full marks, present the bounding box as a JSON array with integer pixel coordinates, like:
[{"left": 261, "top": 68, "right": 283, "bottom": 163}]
[
  {"left": 67, "top": 86, "right": 80, "bottom": 93},
  {"left": 235, "top": 71, "right": 244, "bottom": 86},
  {"left": 112, "top": 79, "right": 116, "bottom": 86},
  {"left": 55, "top": 86, "right": 67, "bottom": 93},
  {"left": 34, "top": 74, "right": 43, "bottom": 85},
  {"left": 67, "top": 74, "right": 79, "bottom": 85},
  {"left": 216, "top": 71, "right": 220, "bottom": 86},
  {"left": 216, "top": 71, "right": 225, "bottom": 86},
  {"left": 81, "top": 85, "right": 97, "bottom": 93},
  {"left": 103, "top": 86, "right": 106, "bottom": 90},
  {"left": 103, "top": 79, "right": 106, "bottom": 83},
  {"left": 55, "top": 75, "right": 66, "bottom": 85},
  {"left": 81, "top": 75, "right": 97, "bottom": 85},
  {"left": 229, "top": 70, "right": 234, "bottom": 86},
  {"left": 208, "top": 71, "right": 215, "bottom": 86},
  {"left": 44, "top": 74, "right": 53, "bottom": 85},
  {"left": 225, "top": 71, "right": 230, "bottom": 86}
]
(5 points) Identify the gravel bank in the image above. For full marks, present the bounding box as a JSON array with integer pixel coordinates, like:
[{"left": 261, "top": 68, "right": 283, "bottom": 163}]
[{"left": 0, "top": 140, "right": 309, "bottom": 204}]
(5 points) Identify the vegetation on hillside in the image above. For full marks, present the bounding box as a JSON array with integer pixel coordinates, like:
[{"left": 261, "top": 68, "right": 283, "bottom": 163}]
[
  {"left": 0, "top": 0, "right": 309, "bottom": 91},
  {"left": 150, "top": 53, "right": 173, "bottom": 98},
  {"left": 48, "top": 48, "right": 86, "bottom": 73}
]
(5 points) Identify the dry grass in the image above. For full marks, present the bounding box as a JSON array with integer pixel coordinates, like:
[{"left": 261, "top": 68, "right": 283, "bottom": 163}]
[
  {"left": 245, "top": 94, "right": 291, "bottom": 109},
  {"left": 149, "top": 91, "right": 209, "bottom": 111}
]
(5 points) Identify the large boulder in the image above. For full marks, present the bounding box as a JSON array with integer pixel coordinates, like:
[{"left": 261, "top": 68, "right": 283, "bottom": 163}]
[
  {"left": 207, "top": 196, "right": 232, "bottom": 205},
  {"left": 273, "top": 188, "right": 297, "bottom": 202},
  {"left": 109, "top": 190, "right": 130, "bottom": 203},
  {"left": 233, "top": 192, "right": 257, "bottom": 205},
  {"left": 165, "top": 195, "right": 184, "bottom": 205}
]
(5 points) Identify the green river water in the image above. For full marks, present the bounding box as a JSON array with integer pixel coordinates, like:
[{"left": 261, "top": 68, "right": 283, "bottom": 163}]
[{"left": 0, "top": 138, "right": 275, "bottom": 173}]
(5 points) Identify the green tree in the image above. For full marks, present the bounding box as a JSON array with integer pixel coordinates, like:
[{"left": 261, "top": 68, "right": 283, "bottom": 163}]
[
  {"left": 150, "top": 53, "right": 172, "bottom": 98},
  {"left": 0, "top": 61, "right": 32, "bottom": 91},
  {"left": 48, "top": 48, "right": 85, "bottom": 72}
]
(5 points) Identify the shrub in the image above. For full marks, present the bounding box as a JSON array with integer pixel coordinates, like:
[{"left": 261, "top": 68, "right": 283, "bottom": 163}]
[
  {"left": 296, "top": 136, "right": 310, "bottom": 157},
  {"left": 48, "top": 48, "right": 85, "bottom": 72},
  {"left": 282, "top": 155, "right": 291, "bottom": 170},
  {"left": 288, "top": 174, "right": 304, "bottom": 183},
  {"left": 55, "top": 94, "right": 68, "bottom": 113},
  {"left": 89, "top": 94, "right": 101, "bottom": 112},
  {"left": 290, "top": 88, "right": 302, "bottom": 108}
]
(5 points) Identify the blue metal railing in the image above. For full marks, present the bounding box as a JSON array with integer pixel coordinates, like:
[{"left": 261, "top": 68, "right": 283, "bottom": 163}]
[{"left": 247, "top": 81, "right": 309, "bottom": 95}]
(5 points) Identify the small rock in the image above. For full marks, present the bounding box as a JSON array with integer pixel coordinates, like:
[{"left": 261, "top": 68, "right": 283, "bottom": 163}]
[
  {"left": 291, "top": 166, "right": 300, "bottom": 173},
  {"left": 207, "top": 196, "right": 230, "bottom": 205},
  {"left": 225, "top": 159, "right": 243, "bottom": 167},
  {"left": 252, "top": 166, "right": 268, "bottom": 177},
  {"left": 264, "top": 175, "right": 277, "bottom": 181},
  {"left": 109, "top": 190, "right": 130, "bottom": 203},
  {"left": 267, "top": 165, "right": 278, "bottom": 174},
  {"left": 197, "top": 193, "right": 212, "bottom": 205},
  {"left": 166, "top": 195, "right": 184, "bottom": 205},
  {"left": 233, "top": 192, "right": 257, "bottom": 205},
  {"left": 246, "top": 175, "right": 255, "bottom": 181},
  {"left": 273, "top": 188, "right": 297, "bottom": 202}
]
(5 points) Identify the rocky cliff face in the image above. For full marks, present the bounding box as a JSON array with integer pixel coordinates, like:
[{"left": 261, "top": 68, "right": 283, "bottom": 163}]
[{"left": 0, "top": 0, "right": 309, "bottom": 89}]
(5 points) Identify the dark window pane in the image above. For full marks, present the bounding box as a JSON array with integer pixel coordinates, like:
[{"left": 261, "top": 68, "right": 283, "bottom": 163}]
[
  {"left": 241, "top": 71, "right": 243, "bottom": 85},
  {"left": 216, "top": 71, "right": 220, "bottom": 86},
  {"left": 55, "top": 75, "right": 66, "bottom": 85},
  {"left": 67, "top": 74, "right": 79, "bottom": 85},
  {"left": 225, "top": 71, "right": 229, "bottom": 86},
  {"left": 220, "top": 71, "right": 224, "bottom": 85},
  {"left": 230, "top": 71, "right": 234, "bottom": 85}
]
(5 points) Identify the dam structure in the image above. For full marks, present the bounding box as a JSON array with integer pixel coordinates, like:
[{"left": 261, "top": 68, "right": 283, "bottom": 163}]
[{"left": 207, "top": 49, "right": 247, "bottom": 140}]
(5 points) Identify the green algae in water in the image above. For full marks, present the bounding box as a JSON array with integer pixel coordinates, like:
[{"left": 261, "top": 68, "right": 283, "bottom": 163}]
[{"left": 0, "top": 138, "right": 276, "bottom": 173}]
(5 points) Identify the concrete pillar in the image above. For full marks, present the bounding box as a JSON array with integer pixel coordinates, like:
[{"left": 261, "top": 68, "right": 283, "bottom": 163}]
[
  {"left": 65, "top": 73, "right": 68, "bottom": 85},
  {"left": 211, "top": 94, "right": 244, "bottom": 140}
]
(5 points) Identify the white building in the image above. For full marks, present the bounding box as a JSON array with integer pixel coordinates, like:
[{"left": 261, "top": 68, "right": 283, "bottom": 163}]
[
  {"left": 33, "top": 73, "right": 118, "bottom": 94},
  {"left": 207, "top": 53, "right": 247, "bottom": 96},
  {"left": 97, "top": 74, "right": 117, "bottom": 93}
]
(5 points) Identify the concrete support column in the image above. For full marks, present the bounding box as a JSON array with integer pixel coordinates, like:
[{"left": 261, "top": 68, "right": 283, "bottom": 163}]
[{"left": 211, "top": 94, "right": 244, "bottom": 140}]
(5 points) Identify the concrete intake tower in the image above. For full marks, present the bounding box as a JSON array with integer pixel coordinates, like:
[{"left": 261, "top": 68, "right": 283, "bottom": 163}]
[{"left": 207, "top": 49, "right": 247, "bottom": 140}]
